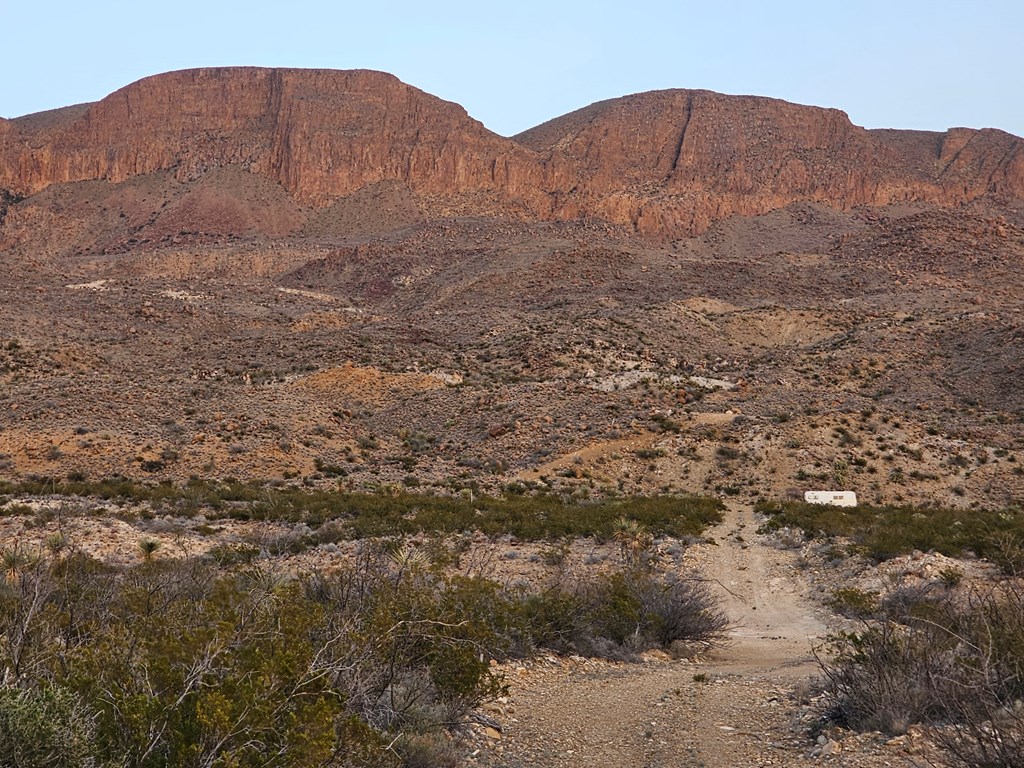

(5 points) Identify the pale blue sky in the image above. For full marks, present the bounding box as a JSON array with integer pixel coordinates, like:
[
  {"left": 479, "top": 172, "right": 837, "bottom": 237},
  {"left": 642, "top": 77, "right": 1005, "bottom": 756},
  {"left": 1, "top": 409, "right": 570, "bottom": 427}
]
[{"left": 2, "top": 0, "right": 1022, "bottom": 137}]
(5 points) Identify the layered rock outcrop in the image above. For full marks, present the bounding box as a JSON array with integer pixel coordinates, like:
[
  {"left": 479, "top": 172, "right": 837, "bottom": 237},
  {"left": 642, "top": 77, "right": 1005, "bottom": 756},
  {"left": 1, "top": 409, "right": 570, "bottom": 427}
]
[
  {"left": 0, "top": 68, "right": 567, "bottom": 215},
  {"left": 518, "top": 90, "right": 1024, "bottom": 235},
  {"left": 2, "top": 68, "right": 1022, "bottom": 238}
]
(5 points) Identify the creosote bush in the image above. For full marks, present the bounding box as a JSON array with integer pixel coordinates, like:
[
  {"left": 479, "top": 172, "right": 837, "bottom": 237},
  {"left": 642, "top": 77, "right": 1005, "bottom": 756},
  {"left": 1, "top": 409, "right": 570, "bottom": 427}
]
[
  {"left": 0, "top": 685, "right": 100, "bottom": 768},
  {"left": 761, "top": 498, "right": 1024, "bottom": 765},
  {"left": 0, "top": 477, "right": 723, "bottom": 542},
  {"left": 820, "top": 583, "right": 1024, "bottom": 768},
  {"left": 756, "top": 499, "right": 1024, "bottom": 571},
  {"left": 0, "top": 537, "right": 727, "bottom": 767}
]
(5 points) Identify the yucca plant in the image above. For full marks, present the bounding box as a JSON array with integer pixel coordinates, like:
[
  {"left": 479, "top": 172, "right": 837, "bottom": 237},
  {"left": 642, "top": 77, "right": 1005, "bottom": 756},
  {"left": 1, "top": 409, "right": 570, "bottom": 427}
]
[
  {"left": 1, "top": 545, "right": 36, "bottom": 584},
  {"left": 612, "top": 517, "right": 653, "bottom": 569},
  {"left": 137, "top": 538, "right": 161, "bottom": 564}
]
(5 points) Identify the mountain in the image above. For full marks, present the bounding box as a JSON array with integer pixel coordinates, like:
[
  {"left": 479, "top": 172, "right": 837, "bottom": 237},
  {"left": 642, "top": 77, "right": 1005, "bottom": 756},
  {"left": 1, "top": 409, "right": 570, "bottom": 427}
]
[
  {"left": 517, "top": 89, "right": 1024, "bottom": 235},
  {"left": 2, "top": 68, "right": 1024, "bottom": 512},
  {"left": 2, "top": 68, "right": 1022, "bottom": 242},
  {"left": 0, "top": 68, "right": 565, "bottom": 214}
]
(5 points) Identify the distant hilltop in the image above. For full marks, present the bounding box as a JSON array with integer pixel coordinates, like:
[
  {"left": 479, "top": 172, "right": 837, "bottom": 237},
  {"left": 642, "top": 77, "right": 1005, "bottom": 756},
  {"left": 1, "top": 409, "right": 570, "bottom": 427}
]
[{"left": 2, "top": 67, "right": 1022, "bottom": 238}]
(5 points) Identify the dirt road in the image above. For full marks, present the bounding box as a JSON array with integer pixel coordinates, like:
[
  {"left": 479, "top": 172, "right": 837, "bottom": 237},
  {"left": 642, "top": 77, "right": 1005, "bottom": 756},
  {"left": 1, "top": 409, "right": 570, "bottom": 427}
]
[{"left": 472, "top": 504, "right": 936, "bottom": 767}]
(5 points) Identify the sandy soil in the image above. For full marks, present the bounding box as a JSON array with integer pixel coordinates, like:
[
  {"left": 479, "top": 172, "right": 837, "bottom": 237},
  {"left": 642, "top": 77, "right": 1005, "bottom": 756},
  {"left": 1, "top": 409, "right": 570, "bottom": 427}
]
[{"left": 471, "top": 504, "right": 947, "bottom": 767}]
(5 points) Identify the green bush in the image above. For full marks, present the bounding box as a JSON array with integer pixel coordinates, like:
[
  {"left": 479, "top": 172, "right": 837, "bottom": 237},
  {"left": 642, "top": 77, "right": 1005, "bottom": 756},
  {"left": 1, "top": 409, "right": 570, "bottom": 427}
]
[
  {"left": 821, "top": 622, "right": 959, "bottom": 735},
  {"left": 0, "top": 478, "right": 723, "bottom": 543},
  {"left": 827, "top": 587, "right": 880, "bottom": 619},
  {"left": 585, "top": 571, "right": 728, "bottom": 653},
  {"left": 756, "top": 499, "right": 1024, "bottom": 571},
  {"left": 513, "top": 569, "right": 728, "bottom": 658},
  {"left": 820, "top": 584, "right": 1024, "bottom": 767},
  {"left": 0, "top": 685, "right": 100, "bottom": 768},
  {"left": 1, "top": 551, "right": 517, "bottom": 767},
  {"left": 0, "top": 522, "right": 729, "bottom": 767}
]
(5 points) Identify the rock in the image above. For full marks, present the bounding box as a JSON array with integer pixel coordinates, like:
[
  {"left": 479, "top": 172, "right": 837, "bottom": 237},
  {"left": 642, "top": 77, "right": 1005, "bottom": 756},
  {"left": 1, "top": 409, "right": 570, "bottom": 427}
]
[
  {"left": 2, "top": 68, "right": 1022, "bottom": 242},
  {"left": 484, "top": 727, "right": 502, "bottom": 741},
  {"left": 820, "top": 739, "right": 842, "bottom": 757},
  {"left": 0, "top": 68, "right": 563, "bottom": 218},
  {"left": 516, "top": 89, "right": 1024, "bottom": 236}
]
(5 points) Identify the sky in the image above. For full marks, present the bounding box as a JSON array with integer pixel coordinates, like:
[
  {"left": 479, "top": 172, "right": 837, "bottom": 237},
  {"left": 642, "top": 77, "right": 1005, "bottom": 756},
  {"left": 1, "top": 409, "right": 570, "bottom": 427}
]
[{"left": 2, "top": 0, "right": 1022, "bottom": 138}]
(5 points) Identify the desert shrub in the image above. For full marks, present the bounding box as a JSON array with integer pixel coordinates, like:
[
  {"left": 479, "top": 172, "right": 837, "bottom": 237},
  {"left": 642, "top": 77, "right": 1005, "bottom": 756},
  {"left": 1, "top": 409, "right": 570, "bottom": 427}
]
[
  {"left": 0, "top": 479, "right": 723, "bottom": 543},
  {"left": 938, "top": 566, "right": 964, "bottom": 588},
  {"left": 0, "top": 515, "right": 729, "bottom": 766},
  {"left": 206, "top": 542, "right": 260, "bottom": 566},
  {"left": 313, "top": 457, "right": 347, "bottom": 477},
  {"left": 392, "top": 732, "right": 459, "bottom": 768},
  {"left": 516, "top": 587, "right": 590, "bottom": 652},
  {"left": 827, "top": 587, "right": 880, "bottom": 619},
  {"left": 634, "top": 448, "right": 665, "bottom": 460},
  {"left": 0, "top": 551, "right": 519, "bottom": 768},
  {"left": 821, "top": 621, "right": 961, "bottom": 735},
  {"left": 0, "top": 685, "right": 101, "bottom": 768},
  {"left": 585, "top": 572, "right": 644, "bottom": 647},
  {"left": 540, "top": 570, "right": 729, "bottom": 657},
  {"left": 66, "top": 572, "right": 344, "bottom": 767},
  {"left": 820, "top": 583, "right": 1024, "bottom": 767},
  {"left": 756, "top": 499, "right": 1024, "bottom": 572},
  {"left": 650, "top": 414, "right": 682, "bottom": 433},
  {"left": 625, "top": 572, "right": 728, "bottom": 648},
  {"left": 0, "top": 503, "right": 34, "bottom": 517},
  {"left": 986, "top": 530, "right": 1024, "bottom": 577}
]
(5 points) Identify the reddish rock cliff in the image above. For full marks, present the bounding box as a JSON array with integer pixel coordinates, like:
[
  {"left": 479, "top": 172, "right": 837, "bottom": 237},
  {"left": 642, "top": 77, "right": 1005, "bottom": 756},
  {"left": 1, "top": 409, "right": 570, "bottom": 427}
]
[
  {"left": 517, "top": 90, "right": 1024, "bottom": 235},
  {"left": 0, "top": 68, "right": 566, "bottom": 215},
  {"left": 2, "top": 69, "right": 1022, "bottom": 238}
]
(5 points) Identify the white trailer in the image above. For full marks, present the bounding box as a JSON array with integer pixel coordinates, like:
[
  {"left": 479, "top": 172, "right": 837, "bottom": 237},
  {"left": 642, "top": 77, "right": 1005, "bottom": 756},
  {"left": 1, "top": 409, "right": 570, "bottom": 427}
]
[{"left": 804, "top": 490, "right": 858, "bottom": 507}]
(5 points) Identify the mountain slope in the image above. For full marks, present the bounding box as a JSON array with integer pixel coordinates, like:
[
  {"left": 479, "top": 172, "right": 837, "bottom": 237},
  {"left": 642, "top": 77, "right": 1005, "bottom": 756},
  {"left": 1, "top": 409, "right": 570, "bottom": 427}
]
[
  {"left": 517, "top": 89, "right": 1024, "bottom": 234},
  {"left": 0, "top": 67, "right": 564, "bottom": 214},
  {"left": 1, "top": 68, "right": 1022, "bottom": 243}
]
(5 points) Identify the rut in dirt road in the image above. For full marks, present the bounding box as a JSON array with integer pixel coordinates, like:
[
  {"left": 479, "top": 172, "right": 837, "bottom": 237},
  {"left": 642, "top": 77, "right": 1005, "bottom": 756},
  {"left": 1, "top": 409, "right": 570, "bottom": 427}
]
[{"left": 702, "top": 502, "right": 825, "bottom": 671}]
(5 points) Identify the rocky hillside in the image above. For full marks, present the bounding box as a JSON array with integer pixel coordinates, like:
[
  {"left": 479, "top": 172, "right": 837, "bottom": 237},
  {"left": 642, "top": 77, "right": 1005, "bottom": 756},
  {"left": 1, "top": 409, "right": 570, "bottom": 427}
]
[
  {"left": 0, "top": 68, "right": 566, "bottom": 218},
  {"left": 1, "top": 67, "right": 1022, "bottom": 239},
  {"left": 2, "top": 68, "right": 1024, "bottom": 510},
  {"left": 518, "top": 90, "right": 1024, "bottom": 235},
  {"left": 3, "top": 68, "right": 1022, "bottom": 768}
]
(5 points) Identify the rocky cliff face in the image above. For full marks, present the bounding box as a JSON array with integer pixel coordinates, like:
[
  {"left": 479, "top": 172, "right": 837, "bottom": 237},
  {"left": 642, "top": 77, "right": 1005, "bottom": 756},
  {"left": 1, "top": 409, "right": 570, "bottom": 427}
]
[
  {"left": 0, "top": 68, "right": 566, "bottom": 215},
  {"left": 2, "top": 69, "right": 1022, "bottom": 239},
  {"left": 518, "top": 90, "right": 1024, "bottom": 235}
]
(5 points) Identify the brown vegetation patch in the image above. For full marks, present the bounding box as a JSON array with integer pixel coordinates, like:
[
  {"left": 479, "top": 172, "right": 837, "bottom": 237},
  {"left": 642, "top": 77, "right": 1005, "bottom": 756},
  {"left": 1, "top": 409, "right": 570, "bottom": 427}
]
[{"left": 290, "top": 363, "right": 448, "bottom": 406}]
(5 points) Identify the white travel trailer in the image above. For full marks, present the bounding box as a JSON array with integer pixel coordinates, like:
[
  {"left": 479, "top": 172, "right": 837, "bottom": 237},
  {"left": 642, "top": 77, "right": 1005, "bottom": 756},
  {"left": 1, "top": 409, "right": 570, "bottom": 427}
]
[{"left": 804, "top": 490, "right": 858, "bottom": 507}]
